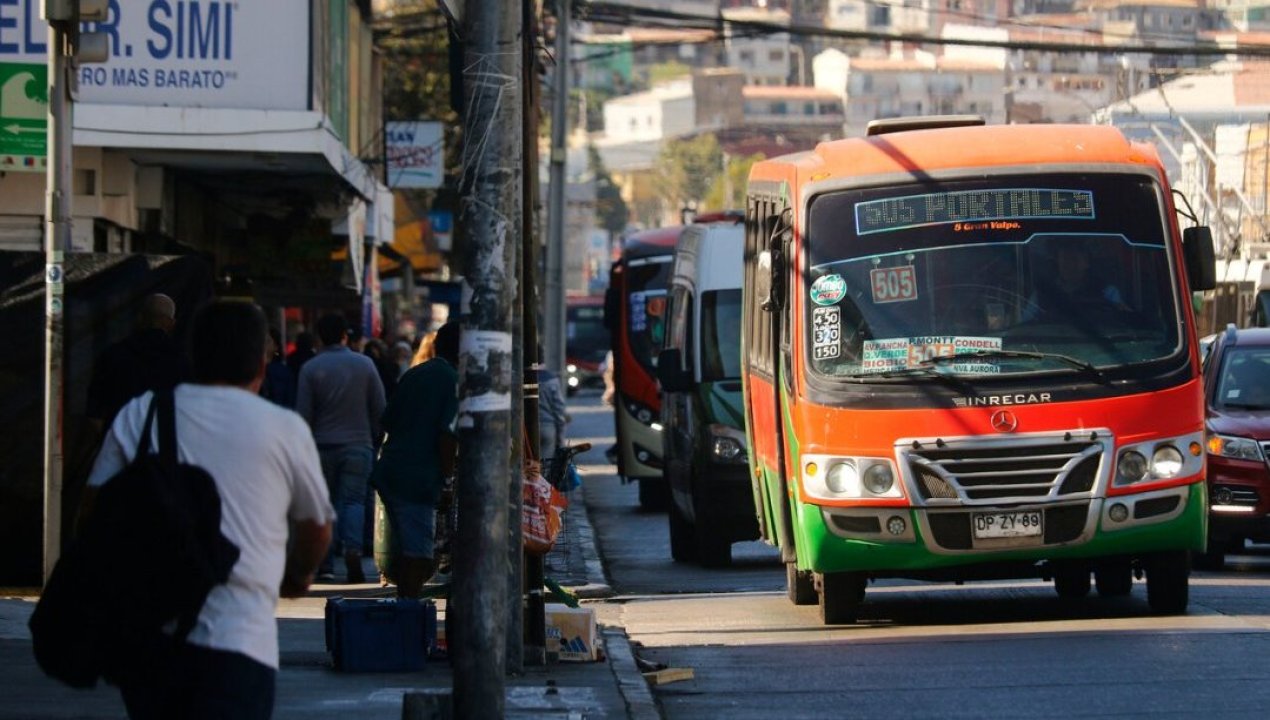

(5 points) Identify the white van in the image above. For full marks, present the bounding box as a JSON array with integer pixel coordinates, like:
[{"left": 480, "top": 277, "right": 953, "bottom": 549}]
[{"left": 655, "top": 218, "right": 754, "bottom": 566}]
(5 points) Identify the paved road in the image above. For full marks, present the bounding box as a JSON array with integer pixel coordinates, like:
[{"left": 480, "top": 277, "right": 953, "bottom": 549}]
[{"left": 567, "top": 392, "right": 1270, "bottom": 719}]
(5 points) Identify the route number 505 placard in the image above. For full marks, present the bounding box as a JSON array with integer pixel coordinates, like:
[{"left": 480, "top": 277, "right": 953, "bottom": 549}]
[{"left": 870, "top": 265, "right": 917, "bottom": 304}]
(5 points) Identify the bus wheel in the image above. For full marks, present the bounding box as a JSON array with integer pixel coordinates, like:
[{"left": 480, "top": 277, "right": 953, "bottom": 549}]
[
  {"left": 1094, "top": 560, "right": 1133, "bottom": 597},
  {"left": 667, "top": 500, "right": 696, "bottom": 563},
  {"left": 1145, "top": 551, "right": 1190, "bottom": 615},
  {"left": 1053, "top": 565, "right": 1090, "bottom": 599},
  {"left": 787, "top": 562, "right": 816, "bottom": 606},
  {"left": 818, "top": 572, "right": 866, "bottom": 625},
  {"left": 638, "top": 479, "right": 669, "bottom": 511}
]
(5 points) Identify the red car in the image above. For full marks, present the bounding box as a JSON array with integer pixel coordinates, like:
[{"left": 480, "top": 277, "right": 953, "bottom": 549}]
[{"left": 1199, "top": 324, "right": 1270, "bottom": 568}]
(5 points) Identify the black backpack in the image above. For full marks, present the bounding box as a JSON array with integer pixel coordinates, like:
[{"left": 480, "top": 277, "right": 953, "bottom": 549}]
[{"left": 29, "top": 385, "right": 240, "bottom": 688}]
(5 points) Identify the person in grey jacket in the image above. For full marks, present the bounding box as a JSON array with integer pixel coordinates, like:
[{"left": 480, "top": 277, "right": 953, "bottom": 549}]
[
  {"left": 538, "top": 365, "right": 569, "bottom": 465},
  {"left": 295, "top": 314, "right": 386, "bottom": 583}
]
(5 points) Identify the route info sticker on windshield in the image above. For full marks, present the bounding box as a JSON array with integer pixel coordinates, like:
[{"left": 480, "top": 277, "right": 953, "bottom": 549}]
[
  {"left": 812, "top": 306, "right": 841, "bottom": 359},
  {"left": 861, "top": 336, "right": 1003, "bottom": 373}
]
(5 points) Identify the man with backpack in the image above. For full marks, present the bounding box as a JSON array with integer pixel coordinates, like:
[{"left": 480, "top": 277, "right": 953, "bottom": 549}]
[{"left": 80, "top": 300, "right": 334, "bottom": 719}]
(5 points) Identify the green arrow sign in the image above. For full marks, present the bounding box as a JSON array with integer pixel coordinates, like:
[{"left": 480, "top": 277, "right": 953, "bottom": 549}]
[{"left": 0, "top": 62, "right": 48, "bottom": 173}]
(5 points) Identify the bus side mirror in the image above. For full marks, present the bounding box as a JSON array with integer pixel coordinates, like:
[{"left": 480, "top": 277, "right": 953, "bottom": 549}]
[
  {"left": 757, "top": 249, "right": 781, "bottom": 312},
  {"left": 656, "top": 348, "right": 693, "bottom": 392},
  {"left": 1183, "top": 226, "right": 1216, "bottom": 292}
]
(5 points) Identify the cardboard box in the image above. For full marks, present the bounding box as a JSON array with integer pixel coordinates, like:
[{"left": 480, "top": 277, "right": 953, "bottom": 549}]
[
  {"left": 545, "top": 603, "right": 599, "bottom": 662},
  {"left": 324, "top": 597, "right": 436, "bottom": 672}
]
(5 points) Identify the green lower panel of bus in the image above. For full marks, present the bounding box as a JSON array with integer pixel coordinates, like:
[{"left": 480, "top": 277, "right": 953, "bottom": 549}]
[{"left": 792, "top": 483, "right": 1207, "bottom": 575}]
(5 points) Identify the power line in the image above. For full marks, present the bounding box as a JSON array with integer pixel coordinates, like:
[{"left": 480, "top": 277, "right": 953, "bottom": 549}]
[{"left": 577, "top": 1, "right": 1270, "bottom": 59}]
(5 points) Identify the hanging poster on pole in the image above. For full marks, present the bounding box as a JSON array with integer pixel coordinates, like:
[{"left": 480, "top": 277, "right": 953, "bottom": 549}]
[{"left": 386, "top": 121, "right": 444, "bottom": 189}]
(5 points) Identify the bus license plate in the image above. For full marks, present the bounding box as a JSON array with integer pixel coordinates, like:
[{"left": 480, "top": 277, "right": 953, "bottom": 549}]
[{"left": 972, "top": 511, "right": 1043, "bottom": 539}]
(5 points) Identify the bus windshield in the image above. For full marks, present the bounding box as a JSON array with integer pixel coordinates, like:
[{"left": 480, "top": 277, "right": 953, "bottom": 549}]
[
  {"left": 701, "top": 289, "right": 743, "bottom": 381},
  {"left": 804, "top": 173, "right": 1182, "bottom": 379},
  {"left": 625, "top": 256, "right": 674, "bottom": 377},
  {"left": 567, "top": 303, "right": 608, "bottom": 365}
]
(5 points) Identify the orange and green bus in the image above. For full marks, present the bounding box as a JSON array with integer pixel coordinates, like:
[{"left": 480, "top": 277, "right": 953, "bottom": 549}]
[{"left": 741, "top": 117, "right": 1217, "bottom": 624}]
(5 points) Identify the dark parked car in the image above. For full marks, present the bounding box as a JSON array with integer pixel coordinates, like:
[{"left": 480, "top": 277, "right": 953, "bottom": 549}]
[{"left": 1199, "top": 324, "right": 1270, "bottom": 568}]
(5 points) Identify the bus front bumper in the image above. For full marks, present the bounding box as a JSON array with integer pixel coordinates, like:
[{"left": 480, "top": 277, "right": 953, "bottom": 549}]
[{"left": 795, "top": 482, "right": 1207, "bottom": 576}]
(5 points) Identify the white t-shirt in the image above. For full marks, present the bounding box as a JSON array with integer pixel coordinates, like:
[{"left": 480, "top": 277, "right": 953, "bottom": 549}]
[{"left": 87, "top": 384, "right": 335, "bottom": 669}]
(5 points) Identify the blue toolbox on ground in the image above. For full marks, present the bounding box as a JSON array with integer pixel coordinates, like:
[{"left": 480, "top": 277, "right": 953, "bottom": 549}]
[{"left": 324, "top": 597, "right": 437, "bottom": 672}]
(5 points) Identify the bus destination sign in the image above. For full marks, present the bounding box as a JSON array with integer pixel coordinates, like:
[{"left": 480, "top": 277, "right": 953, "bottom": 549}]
[{"left": 855, "top": 188, "right": 1095, "bottom": 236}]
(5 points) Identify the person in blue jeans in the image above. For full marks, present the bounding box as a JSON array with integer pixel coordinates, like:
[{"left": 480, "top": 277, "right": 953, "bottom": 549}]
[
  {"left": 372, "top": 321, "right": 460, "bottom": 598},
  {"left": 296, "top": 314, "right": 386, "bottom": 583}
]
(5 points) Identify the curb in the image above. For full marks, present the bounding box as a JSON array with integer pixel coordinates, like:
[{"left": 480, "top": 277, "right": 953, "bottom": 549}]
[
  {"left": 601, "top": 626, "right": 661, "bottom": 720},
  {"left": 572, "top": 475, "right": 659, "bottom": 719}
]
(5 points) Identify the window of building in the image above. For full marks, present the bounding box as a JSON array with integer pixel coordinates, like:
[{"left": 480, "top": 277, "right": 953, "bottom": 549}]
[
  {"left": 804, "top": 102, "right": 815, "bottom": 116},
  {"left": 740, "top": 50, "right": 755, "bottom": 65},
  {"left": 770, "top": 49, "right": 785, "bottom": 63},
  {"left": 771, "top": 101, "right": 787, "bottom": 115}
]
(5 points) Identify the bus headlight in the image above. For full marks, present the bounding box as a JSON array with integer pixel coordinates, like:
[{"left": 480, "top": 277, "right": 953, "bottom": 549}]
[
  {"left": 624, "top": 399, "right": 659, "bottom": 428},
  {"left": 825, "top": 461, "right": 859, "bottom": 494},
  {"left": 1116, "top": 451, "right": 1149, "bottom": 484},
  {"left": 1151, "top": 445, "right": 1184, "bottom": 478},
  {"left": 1112, "top": 431, "right": 1204, "bottom": 488},
  {"left": 707, "top": 424, "right": 748, "bottom": 463},
  {"left": 863, "top": 464, "right": 895, "bottom": 495},
  {"left": 804, "top": 455, "right": 904, "bottom": 501}
]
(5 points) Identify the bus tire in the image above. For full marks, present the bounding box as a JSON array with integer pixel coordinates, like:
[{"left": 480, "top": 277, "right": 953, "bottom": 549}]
[
  {"left": 818, "top": 572, "right": 866, "bottom": 625},
  {"left": 787, "top": 562, "right": 816, "bottom": 606},
  {"left": 1145, "top": 551, "right": 1190, "bottom": 615},
  {"left": 1094, "top": 560, "right": 1133, "bottom": 597},
  {"left": 638, "top": 478, "right": 669, "bottom": 511},
  {"left": 668, "top": 500, "right": 696, "bottom": 563},
  {"left": 1053, "top": 564, "right": 1090, "bottom": 599}
]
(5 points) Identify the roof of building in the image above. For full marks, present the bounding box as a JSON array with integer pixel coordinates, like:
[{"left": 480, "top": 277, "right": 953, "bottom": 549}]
[
  {"left": 1008, "top": 26, "right": 1108, "bottom": 46},
  {"left": 624, "top": 28, "right": 717, "bottom": 44},
  {"left": 1102, "top": 62, "right": 1270, "bottom": 118},
  {"left": 605, "top": 81, "right": 694, "bottom": 106},
  {"left": 742, "top": 85, "right": 841, "bottom": 101},
  {"left": 1076, "top": 0, "right": 1202, "bottom": 9},
  {"left": 848, "top": 56, "right": 1001, "bottom": 72}
]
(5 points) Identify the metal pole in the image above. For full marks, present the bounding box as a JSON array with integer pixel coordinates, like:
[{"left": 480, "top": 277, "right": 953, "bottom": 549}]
[
  {"left": 452, "top": 1, "right": 522, "bottom": 716},
  {"left": 544, "top": 0, "right": 570, "bottom": 376},
  {"left": 521, "top": 0, "right": 546, "bottom": 669},
  {"left": 43, "top": 22, "right": 71, "bottom": 585}
]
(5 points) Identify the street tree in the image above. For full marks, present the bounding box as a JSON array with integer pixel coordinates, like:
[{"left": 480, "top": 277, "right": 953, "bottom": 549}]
[
  {"left": 705, "top": 152, "right": 765, "bottom": 211},
  {"left": 589, "top": 145, "right": 629, "bottom": 237},
  {"left": 655, "top": 133, "right": 723, "bottom": 218}
]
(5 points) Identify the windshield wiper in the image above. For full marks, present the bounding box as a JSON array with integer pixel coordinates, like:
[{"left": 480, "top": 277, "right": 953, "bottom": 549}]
[
  {"left": 919, "top": 349, "right": 1106, "bottom": 382},
  {"left": 842, "top": 365, "right": 968, "bottom": 387}
]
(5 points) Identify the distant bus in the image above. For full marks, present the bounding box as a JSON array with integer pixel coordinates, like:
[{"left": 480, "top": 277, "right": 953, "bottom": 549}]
[
  {"left": 742, "top": 117, "right": 1217, "bottom": 623},
  {"left": 606, "top": 226, "right": 681, "bottom": 509},
  {"left": 606, "top": 213, "right": 744, "bottom": 510},
  {"left": 565, "top": 295, "right": 608, "bottom": 395}
]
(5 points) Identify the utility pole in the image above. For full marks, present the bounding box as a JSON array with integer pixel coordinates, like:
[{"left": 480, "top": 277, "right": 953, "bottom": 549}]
[
  {"left": 452, "top": 0, "right": 522, "bottom": 716},
  {"left": 521, "top": 0, "right": 546, "bottom": 669},
  {"left": 544, "top": 0, "right": 570, "bottom": 376},
  {"left": 42, "top": 0, "right": 108, "bottom": 584}
]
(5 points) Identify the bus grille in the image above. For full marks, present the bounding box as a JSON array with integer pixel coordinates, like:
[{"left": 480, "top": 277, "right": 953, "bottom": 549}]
[{"left": 905, "top": 437, "right": 1105, "bottom": 505}]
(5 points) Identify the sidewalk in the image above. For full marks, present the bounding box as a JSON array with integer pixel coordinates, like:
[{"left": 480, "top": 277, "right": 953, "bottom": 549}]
[{"left": 0, "top": 479, "right": 658, "bottom": 719}]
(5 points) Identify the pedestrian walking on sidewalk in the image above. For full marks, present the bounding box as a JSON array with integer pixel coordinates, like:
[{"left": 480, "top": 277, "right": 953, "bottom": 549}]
[
  {"left": 86, "top": 293, "right": 190, "bottom": 431},
  {"left": 371, "top": 321, "right": 460, "bottom": 598},
  {"left": 83, "top": 300, "right": 334, "bottom": 720},
  {"left": 296, "top": 314, "right": 387, "bottom": 584}
]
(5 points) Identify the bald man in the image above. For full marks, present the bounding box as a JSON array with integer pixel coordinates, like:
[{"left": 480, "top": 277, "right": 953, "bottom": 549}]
[{"left": 87, "top": 293, "right": 190, "bottom": 428}]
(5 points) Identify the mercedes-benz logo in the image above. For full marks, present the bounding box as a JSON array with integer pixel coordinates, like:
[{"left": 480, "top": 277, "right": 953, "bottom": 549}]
[{"left": 990, "top": 410, "right": 1018, "bottom": 433}]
